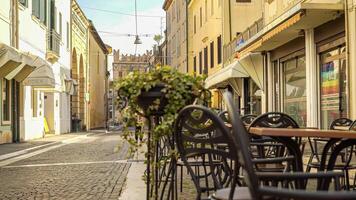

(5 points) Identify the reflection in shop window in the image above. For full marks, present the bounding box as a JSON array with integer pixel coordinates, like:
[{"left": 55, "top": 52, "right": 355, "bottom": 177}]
[
  {"left": 320, "top": 45, "right": 348, "bottom": 129},
  {"left": 2, "top": 79, "right": 11, "bottom": 122},
  {"left": 283, "top": 56, "right": 307, "bottom": 127}
]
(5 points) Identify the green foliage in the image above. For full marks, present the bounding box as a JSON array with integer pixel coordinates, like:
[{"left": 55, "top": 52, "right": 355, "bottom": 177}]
[{"left": 115, "top": 66, "right": 210, "bottom": 150}]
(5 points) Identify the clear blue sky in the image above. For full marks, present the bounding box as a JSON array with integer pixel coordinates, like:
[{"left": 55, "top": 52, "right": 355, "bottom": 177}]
[{"left": 77, "top": 0, "right": 165, "bottom": 55}]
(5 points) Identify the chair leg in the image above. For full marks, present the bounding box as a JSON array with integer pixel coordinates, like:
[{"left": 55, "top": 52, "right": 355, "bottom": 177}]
[{"left": 180, "top": 165, "right": 183, "bottom": 192}]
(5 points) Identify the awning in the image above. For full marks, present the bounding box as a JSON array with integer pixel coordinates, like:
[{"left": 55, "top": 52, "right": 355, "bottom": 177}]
[
  {"left": 236, "top": 2, "right": 344, "bottom": 57},
  {"left": 205, "top": 60, "right": 249, "bottom": 89},
  {"left": 0, "top": 43, "right": 22, "bottom": 75},
  {"left": 237, "top": 53, "right": 264, "bottom": 91},
  {"left": 23, "top": 63, "right": 55, "bottom": 88}
]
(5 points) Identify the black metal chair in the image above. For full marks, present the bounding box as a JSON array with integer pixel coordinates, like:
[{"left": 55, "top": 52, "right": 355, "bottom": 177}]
[
  {"left": 211, "top": 92, "right": 355, "bottom": 200},
  {"left": 248, "top": 112, "right": 302, "bottom": 172},
  {"left": 307, "top": 118, "right": 356, "bottom": 190},
  {"left": 175, "top": 105, "right": 240, "bottom": 200},
  {"left": 241, "top": 114, "right": 257, "bottom": 127},
  {"left": 350, "top": 120, "right": 356, "bottom": 131}
]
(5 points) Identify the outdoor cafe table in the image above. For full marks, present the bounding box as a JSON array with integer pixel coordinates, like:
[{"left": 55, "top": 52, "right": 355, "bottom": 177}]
[{"left": 249, "top": 127, "right": 356, "bottom": 189}]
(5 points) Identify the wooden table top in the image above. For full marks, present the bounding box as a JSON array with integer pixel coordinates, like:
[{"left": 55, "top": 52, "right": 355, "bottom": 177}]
[{"left": 249, "top": 127, "right": 356, "bottom": 139}]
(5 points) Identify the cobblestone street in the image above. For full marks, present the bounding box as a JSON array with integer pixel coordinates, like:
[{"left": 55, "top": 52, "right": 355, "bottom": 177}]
[{"left": 0, "top": 131, "right": 131, "bottom": 200}]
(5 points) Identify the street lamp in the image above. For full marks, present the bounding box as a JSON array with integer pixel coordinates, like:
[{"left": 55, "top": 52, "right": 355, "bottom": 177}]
[{"left": 134, "top": 35, "right": 142, "bottom": 44}]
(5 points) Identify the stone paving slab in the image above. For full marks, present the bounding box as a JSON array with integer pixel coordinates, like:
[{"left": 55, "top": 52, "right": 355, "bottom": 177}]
[{"left": 0, "top": 132, "right": 90, "bottom": 156}]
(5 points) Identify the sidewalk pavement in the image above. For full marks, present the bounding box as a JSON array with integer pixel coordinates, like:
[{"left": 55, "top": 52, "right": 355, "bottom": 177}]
[
  {"left": 119, "top": 144, "right": 147, "bottom": 200},
  {"left": 0, "top": 131, "right": 97, "bottom": 161}
]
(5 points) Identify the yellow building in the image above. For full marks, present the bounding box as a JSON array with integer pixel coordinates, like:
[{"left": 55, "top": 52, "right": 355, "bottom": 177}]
[
  {"left": 71, "top": 0, "right": 90, "bottom": 130},
  {"left": 187, "top": 0, "right": 224, "bottom": 108},
  {"left": 163, "top": 0, "right": 187, "bottom": 73},
  {"left": 88, "top": 21, "right": 109, "bottom": 129}
]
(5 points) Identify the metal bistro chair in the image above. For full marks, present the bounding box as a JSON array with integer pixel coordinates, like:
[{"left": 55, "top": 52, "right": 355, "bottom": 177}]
[
  {"left": 175, "top": 105, "right": 244, "bottom": 200},
  {"left": 248, "top": 112, "right": 302, "bottom": 172},
  {"left": 241, "top": 115, "right": 257, "bottom": 127},
  {"left": 307, "top": 118, "right": 356, "bottom": 190},
  {"left": 212, "top": 92, "right": 354, "bottom": 200}
]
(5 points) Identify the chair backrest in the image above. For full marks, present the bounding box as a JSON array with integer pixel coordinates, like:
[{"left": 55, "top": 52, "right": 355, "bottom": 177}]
[
  {"left": 222, "top": 92, "right": 261, "bottom": 200},
  {"left": 349, "top": 120, "right": 356, "bottom": 131},
  {"left": 218, "top": 110, "right": 229, "bottom": 123},
  {"left": 249, "top": 112, "right": 299, "bottom": 129},
  {"left": 330, "top": 118, "right": 353, "bottom": 130},
  {"left": 241, "top": 114, "right": 257, "bottom": 126},
  {"left": 174, "top": 105, "right": 238, "bottom": 197}
]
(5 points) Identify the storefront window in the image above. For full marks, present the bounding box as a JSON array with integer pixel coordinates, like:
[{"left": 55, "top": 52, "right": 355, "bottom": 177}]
[
  {"left": 273, "top": 61, "right": 280, "bottom": 111},
  {"left": 283, "top": 56, "right": 307, "bottom": 127},
  {"left": 244, "top": 78, "right": 261, "bottom": 115},
  {"left": 2, "top": 79, "right": 11, "bottom": 122},
  {"left": 320, "top": 46, "right": 348, "bottom": 129}
]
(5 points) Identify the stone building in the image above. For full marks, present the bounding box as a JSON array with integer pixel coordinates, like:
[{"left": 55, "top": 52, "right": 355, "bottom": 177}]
[{"left": 112, "top": 50, "right": 152, "bottom": 81}]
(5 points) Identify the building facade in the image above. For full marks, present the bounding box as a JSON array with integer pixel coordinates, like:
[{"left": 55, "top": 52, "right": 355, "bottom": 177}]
[
  {"left": 71, "top": 0, "right": 90, "bottom": 130},
  {"left": 18, "top": 0, "right": 73, "bottom": 140},
  {"left": 163, "top": 0, "right": 187, "bottom": 72},
  {"left": 208, "top": 0, "right": 356, "bottom": 129},
  {"left": 88, "top": 21, "right": 109, "bottom": 129}
]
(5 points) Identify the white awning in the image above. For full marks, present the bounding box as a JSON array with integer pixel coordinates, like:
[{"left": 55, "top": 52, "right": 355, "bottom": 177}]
[
  {"left": 23, "top": 63, "right": 55, "bottom": 88},
  {"left": 0, "top": 43, "right": 23, "bottom": 78},
  {"left": 237, "top": 53, "right": 264, "bottom": 91},
  {"left": 205, "top": 61, "right": 249, "bottom": 89}
]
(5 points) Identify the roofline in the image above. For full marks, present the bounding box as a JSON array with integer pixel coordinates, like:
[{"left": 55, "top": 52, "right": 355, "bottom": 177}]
[
  {"left": 72, "top": 0, "right": 90, "bottom": 26},
  {"left": 89, "top": 21, "right": 109, "bottom": 54},
  {"left": 162, "top": 0, "right": 173, "bottom": 11}
]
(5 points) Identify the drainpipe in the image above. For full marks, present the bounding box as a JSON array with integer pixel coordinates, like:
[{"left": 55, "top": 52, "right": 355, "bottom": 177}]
[
  {"left": 228, "top": 0, "right": 232, "bottom": 41},
  {"left": 185, "top": 0, "right": 189, "bottom": 73}
]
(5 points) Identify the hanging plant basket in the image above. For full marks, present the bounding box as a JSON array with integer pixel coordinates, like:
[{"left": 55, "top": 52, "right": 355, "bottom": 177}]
[{"left": 137, "top": 83, "right": 167, "bottom": 116}]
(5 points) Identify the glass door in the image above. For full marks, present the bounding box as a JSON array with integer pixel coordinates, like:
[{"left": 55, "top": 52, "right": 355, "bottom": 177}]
[
  {"left": 282, "top": 56, "right": 307, "bottom": 127},
  {"left": 320, "top": 46, "right": 348, "bottom": 129}
]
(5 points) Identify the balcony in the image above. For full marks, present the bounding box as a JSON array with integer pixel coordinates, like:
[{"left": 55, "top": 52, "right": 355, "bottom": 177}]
[
  {"left": 223, "top": 18, "right": 263, "bottom": 63},
  {"left": 46, "top": 30, "right": 61, "bottom": 63}
]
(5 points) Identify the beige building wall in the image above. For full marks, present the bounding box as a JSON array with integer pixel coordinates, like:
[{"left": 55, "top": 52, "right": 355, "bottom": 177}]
[
  {"left": 188, "top": 0, "right": 223, "bottom": 76},
  {"left": 164, "top": 0, "right": 187, "bottom": 73},
  {"left": 88, "top": 23, "right": 108, "bottom": 129},
  {"left": 72, "top": 0, "right": 90, "bottom": 130}
]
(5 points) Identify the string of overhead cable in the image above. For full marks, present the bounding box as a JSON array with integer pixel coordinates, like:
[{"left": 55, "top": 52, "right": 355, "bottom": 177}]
[{"left": 81, "top": 6, "right": 165, "bottom": 18}]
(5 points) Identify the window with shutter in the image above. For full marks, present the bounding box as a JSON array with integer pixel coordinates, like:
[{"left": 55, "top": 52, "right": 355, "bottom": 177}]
[
  {"left": 32, "top": 0, "right": 40, "bottom": 19},
  {"left": 19, "top": 0, "right": 27, "bottom": 7},
  {"left": 39, "top": 0, "right": 47, "bottom": 24}
]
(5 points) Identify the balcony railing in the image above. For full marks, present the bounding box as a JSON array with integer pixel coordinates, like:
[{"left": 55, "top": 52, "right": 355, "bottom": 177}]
[
  {"left": 46, "top": 30, "right": 61, "bottom": 63},
  {"left": 223, "top": 18, "right": 263, "bottom": 63}
]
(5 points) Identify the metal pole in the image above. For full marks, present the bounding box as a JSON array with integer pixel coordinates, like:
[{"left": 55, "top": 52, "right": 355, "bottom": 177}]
[{"left": 147, "top": 117, "right": 151, "bottom": 200}]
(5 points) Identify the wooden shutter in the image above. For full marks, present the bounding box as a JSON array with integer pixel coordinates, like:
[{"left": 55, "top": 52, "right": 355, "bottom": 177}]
[
  {"left": 32, "top": 0, "right": 40, "bottom": 18},
  {"left": 39, "top": 0, "right": 47, "bottom": 24},
  {"left": 19, "top": 0, "right": 27, "bottom": 7}
]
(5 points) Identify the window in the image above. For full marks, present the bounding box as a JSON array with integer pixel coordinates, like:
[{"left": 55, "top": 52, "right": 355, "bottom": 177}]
[
  {"left": 320, "top": 46, "right": 348, "bottom": 129},
  {"left": 32, "top": 0, "right": 47, "bottom": 24},
  {"left": 119, "top": 71, "right": 123, "bottom": 78},
  {"left": 2, "top": 79, "right": 10, "bottom": 122},
  {"left": 193, "top": 56, "right": 197, "bottom": 74},
  {"left": 199, "top": 7, "right": 202, "bottom": 27},
  {"left": 32, "top": 90, "right": 38, "bottom": 117},
  {"left": 199, "top": 51, "right": 202, "bottom": 74},
  {"left": 211, "top": 0, "right": 214, "bottom": 15},
  {"left": 210, "top": 41, "right": 214, "bottom": 68},
  {"left": 19, "top": 0, "right": 28, "bottom": 7},
  {"left": 217, "top": 35, "right": 222, "bottom": 64},
  {"left": 66, "top": 22, "right": 69, "bottom": 49},
  {"left": 59, "top": 12, "right": 62, "bottom": 37},
  {"left": 194, "top": 15, "right": 197, "bottom": 34},
  {"left": 282, "top": 56, "right": 307, "bottom": 127},
  {"left": 205, "top": 0, "right": 208, "bottom": 22},
  {"left": 204, "top": 47, "right": 208, "bottom": 74}
]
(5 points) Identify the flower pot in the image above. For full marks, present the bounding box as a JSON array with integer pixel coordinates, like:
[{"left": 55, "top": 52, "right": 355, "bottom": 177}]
[{"left": 137, "top": 84, "right": 168, "bottom": 116}]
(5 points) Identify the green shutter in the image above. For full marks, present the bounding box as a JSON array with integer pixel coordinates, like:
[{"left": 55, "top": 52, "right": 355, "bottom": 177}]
[
  {"left": 32, "top": 0, "right": 40, "bottom": 18},
  {"left": 19, "top": 0, "right": 27, "bottom": 7},
  {"left": 39, "top": 0, "right": 47, "bottom": 24}
]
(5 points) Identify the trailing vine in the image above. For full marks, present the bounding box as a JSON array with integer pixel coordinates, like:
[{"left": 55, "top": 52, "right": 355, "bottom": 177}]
[{"left": 115, "top": 66, "right": 210, "bottom": 152}]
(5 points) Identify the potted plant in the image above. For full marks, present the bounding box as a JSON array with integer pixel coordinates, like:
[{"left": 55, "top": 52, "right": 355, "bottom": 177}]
[{"left": 115, "top": 66, "right": 210, "bottom": 198}]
